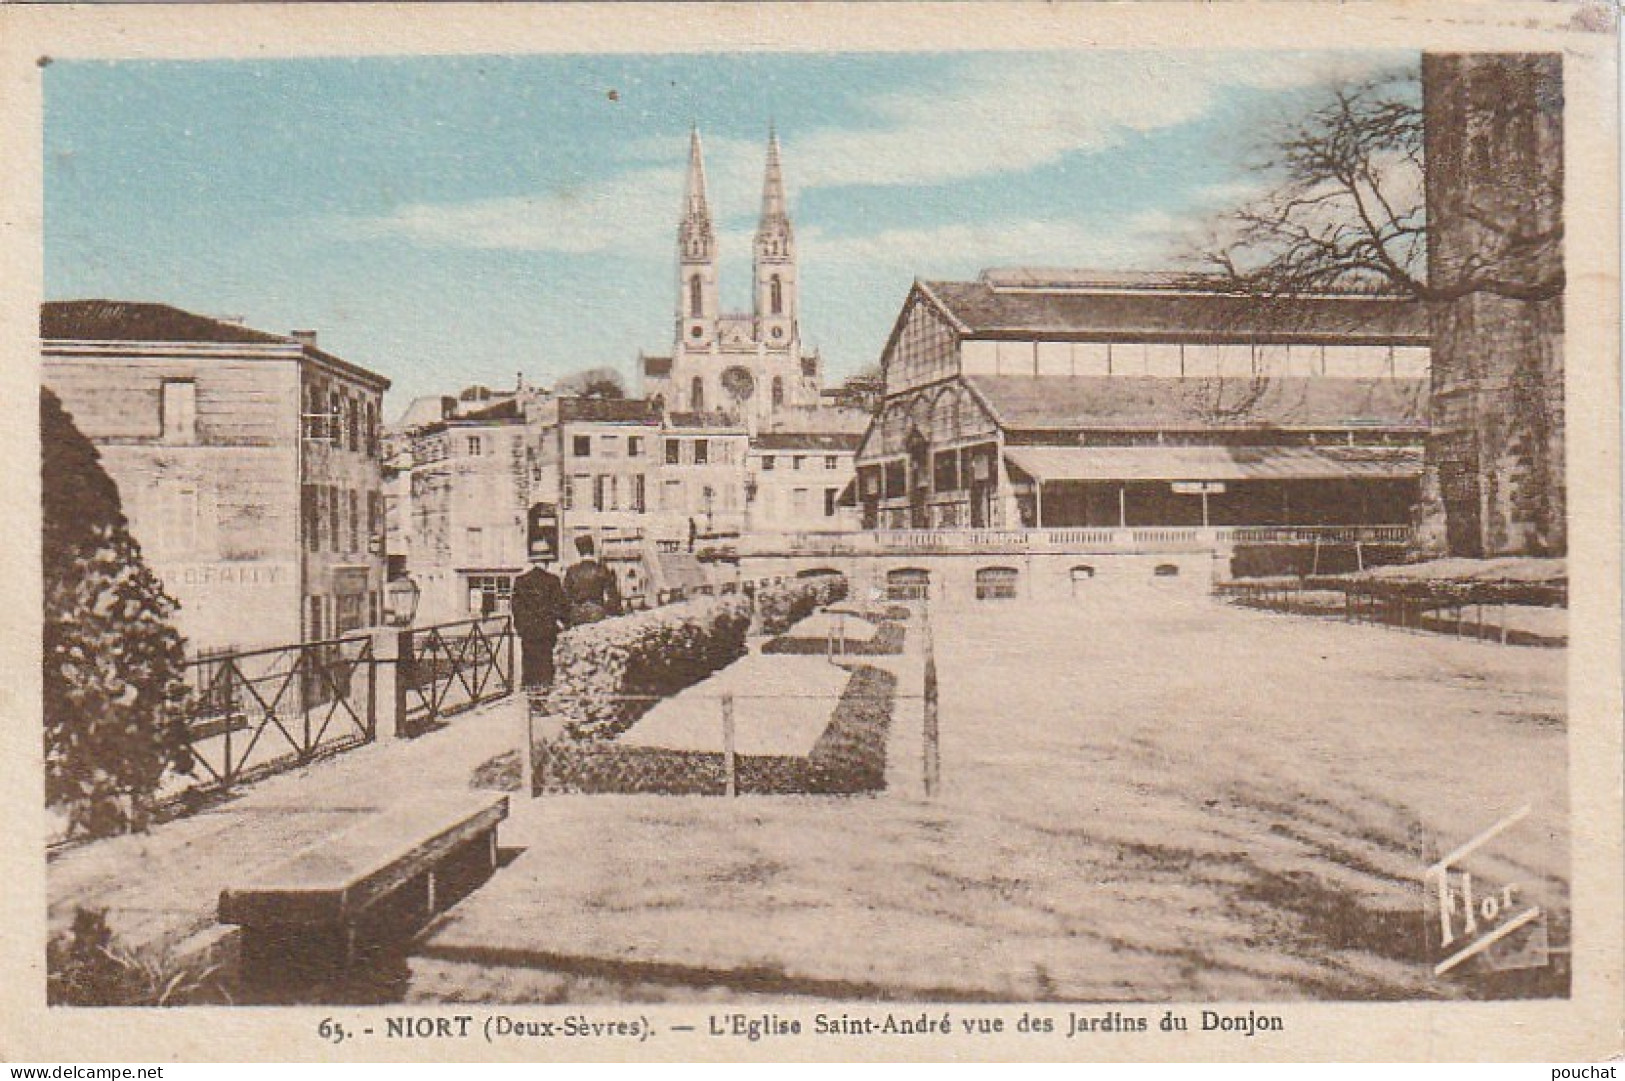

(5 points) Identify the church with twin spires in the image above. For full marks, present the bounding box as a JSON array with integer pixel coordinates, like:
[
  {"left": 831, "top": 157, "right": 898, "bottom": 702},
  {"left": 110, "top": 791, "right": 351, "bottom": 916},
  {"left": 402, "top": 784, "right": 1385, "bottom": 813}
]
[{"left": 640, "top": 128, "right": 823, "bottom": 432}]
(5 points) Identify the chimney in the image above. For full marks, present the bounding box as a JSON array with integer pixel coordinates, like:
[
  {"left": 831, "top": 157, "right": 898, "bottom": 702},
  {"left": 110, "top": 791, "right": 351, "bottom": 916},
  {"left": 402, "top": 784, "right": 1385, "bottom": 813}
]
[{"left": 290, "top": 330, "right": 318, "bottom": 348}]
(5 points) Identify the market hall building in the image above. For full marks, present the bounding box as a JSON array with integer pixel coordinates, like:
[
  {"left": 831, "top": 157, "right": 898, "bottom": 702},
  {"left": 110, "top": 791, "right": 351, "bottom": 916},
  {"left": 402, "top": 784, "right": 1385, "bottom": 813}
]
[{"left": 854, "top": 270, "right": 1430, "bottom": 537}]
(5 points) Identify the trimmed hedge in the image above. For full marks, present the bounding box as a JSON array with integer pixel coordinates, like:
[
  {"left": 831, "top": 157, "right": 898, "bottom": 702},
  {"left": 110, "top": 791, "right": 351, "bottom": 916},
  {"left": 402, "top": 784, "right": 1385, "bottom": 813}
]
[
  {"left": 762, "top": 619, "right": 907, "bottom": 657},
  {"left": 752, "top": 573, "right": 849, "bottom": 636},
  {"left": 475, "top": 664, "right": 897, "bottom": 797},
  {"left": 546, "top": 594, "right": 751, "bottom": 740}
]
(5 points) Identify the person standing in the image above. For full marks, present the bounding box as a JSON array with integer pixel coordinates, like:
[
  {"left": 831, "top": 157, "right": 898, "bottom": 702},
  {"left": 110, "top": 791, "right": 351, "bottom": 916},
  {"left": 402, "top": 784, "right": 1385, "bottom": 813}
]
[
  {"left": 510, "top": 553, "right": 567, "bottom": 689},
  {"left": 564, "top": 535, "right": 623, "bottom": 625}
]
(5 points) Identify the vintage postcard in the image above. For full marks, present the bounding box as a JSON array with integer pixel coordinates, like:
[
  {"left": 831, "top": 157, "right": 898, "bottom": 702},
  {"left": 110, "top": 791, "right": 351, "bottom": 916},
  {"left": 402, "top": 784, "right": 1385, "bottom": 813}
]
[{"left": 0, "top": 0, "right": 1618, "bottom": 1064}]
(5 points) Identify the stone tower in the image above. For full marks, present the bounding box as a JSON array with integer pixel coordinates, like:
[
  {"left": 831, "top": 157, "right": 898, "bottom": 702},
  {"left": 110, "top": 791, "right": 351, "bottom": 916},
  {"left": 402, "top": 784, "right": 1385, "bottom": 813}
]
[
  {"left": 1419, "top": 53, "right": 1565, "bottom": 557},
  {"left": 677, "top": 127, "right": 720, "bottom": 349}
]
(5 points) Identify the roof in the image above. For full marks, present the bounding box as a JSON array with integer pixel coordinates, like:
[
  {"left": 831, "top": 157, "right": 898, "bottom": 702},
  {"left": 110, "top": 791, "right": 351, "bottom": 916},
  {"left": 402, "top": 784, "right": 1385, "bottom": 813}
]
[
  {"left": 556, "top": 397, "right": 661, "bottom": 424},
  {"left": 43, "top": 299, "right": 391, "bottom": 390},
  {"left": 965, "top": 375, "right": 1428, "bottom": 431},
  {"left": 917, "top": 279, "right": 1429, "bottom": 345},
  {"left": 1004, "top": 445, "right": 1422, "bottom": 483},
  {"left": 752, "top": 432, "right": 863, "bottom": 452},
  {"left": 666, "top": 411, "right": 747, "bottom": 431},
  {"left": 456, "top": 398, "right": 524, "bottom": 423},
  {"left": 43, "top": 300, "right": 289, "bottom": 346},
  {"left": 642, "top": 355, "right": 673, "bottom": 377}
]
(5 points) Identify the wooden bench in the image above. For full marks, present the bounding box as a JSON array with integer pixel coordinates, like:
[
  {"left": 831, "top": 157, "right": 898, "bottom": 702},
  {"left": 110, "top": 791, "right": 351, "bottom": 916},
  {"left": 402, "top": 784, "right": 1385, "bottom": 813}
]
[{"left": 218, "top": 791, "right": 508, "bottom": 965}]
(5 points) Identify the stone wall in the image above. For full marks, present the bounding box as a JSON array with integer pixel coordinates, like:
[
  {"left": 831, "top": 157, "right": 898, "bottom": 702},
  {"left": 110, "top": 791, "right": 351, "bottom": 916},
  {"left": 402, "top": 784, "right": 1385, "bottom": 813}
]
[{"left": 1421, "top": 53, "right": 1565, "bottom": 557}]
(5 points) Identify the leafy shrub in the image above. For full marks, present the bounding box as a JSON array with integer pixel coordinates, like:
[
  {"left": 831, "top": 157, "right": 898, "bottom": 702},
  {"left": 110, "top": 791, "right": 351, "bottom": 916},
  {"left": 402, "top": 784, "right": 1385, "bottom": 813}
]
[
  {"left": 547, "top": 594, "right": 750, "bottom": 739},
  {"left": 476, "top": 664, "right": 897, "bottom": 796},
  {"left": 43, "top": 389, "right": 193, "bottom": 838},
  {"left": 47, "top": 907, "right": 227, "bottom": 1006},
  {"left": 752, "top": 573, "right": 849, "bottom": 636},
  {"left": 762, "top": 619, "right": 907, "bottom": 656}
]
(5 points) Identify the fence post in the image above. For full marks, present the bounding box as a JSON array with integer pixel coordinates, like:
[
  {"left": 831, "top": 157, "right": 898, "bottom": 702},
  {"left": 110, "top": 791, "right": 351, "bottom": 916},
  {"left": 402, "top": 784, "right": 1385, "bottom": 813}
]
[
  {"left": 922, "top": 600, "right": 940, "bottom": 799},
  {"left": 519, "top": 688, "right": 535, "bottom": 799},
  {"left": 722, "top": 693, "right": 737, "bottom": 798},
  {"left": 367, "top": 626, "right": 413, "bottom": 739}
]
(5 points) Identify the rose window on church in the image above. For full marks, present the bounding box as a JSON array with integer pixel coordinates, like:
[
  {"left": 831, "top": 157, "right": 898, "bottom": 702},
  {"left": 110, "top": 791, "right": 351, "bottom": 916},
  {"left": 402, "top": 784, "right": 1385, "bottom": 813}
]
[{"left": 721, "top": 366, "right": 756, "bottom": 403}]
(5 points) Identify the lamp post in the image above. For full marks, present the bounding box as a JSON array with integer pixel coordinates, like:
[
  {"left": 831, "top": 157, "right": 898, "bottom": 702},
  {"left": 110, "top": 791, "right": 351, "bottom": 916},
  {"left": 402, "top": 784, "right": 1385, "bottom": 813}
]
[{"left": 384, "top": 575, "right": 421, "bottom": 628}]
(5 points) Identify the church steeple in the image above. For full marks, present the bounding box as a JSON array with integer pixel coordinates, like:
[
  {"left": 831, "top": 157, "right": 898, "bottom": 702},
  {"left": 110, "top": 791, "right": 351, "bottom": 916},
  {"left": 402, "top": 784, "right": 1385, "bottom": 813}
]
[
  {"left": 680, "top": 126, "right": 716, "bottom": 262},
  {"left": 754, "top": 125, "right": 797, "bottom": 348},
  {"left": 678, "top": 126, "right": 719, "bottom": 348}
]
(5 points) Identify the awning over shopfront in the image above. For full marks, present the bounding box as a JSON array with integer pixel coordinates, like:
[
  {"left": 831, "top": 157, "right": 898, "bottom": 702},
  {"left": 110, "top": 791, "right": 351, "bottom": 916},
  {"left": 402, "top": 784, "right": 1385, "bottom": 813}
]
[{"left": 1003, "top": 445, "right": 1422, "bottom": 484}]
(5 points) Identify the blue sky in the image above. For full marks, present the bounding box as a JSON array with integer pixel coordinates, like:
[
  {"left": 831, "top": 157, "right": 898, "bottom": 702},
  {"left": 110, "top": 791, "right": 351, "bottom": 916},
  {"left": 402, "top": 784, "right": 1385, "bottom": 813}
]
[{"left": 45, "top": 50, "right": 1413, "bottom": 415}]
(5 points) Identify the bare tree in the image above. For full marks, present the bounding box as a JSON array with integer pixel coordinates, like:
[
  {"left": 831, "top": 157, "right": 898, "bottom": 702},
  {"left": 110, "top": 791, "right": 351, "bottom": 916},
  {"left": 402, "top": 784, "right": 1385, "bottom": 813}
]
[{"left": 1194, "top": 68, "right": 1563, "bottom": 304}]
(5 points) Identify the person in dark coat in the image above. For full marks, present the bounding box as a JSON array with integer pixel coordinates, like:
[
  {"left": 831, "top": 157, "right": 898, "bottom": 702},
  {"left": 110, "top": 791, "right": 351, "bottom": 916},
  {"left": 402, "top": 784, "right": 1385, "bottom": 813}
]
[
  {"left": 564, "top": 535, "right": 622, "bottom": 626},
  {"left": 510, "top": 554, "right": 567, "bottom": 688}
]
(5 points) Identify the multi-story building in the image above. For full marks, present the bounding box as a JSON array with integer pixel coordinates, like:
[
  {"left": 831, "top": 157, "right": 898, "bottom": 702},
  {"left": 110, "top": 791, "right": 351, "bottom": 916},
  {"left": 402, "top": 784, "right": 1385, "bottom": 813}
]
[
  {"left": 640, "top": 129, "right": 823, "bottom": 432},
  {"left": 855, "top": 270, "right": 1430, "bottom": 532},
  {"left": 530, "top": 396, "right": 664, "bottom": 554},
  {"left": 403, "top": 397, "right": 533, "bottom": 623},
  {"left": 650, "top": 411, "right": 750, "bottom": 543},
  {"left": 747, "top": 431, "right": 862, "bottom": 533},
  {"left": 41, "top": 301, "right": 390, "bottom": 654}
]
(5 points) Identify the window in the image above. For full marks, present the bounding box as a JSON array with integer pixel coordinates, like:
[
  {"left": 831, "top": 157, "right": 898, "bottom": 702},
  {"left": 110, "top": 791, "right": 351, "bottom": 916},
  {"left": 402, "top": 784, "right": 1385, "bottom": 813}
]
[
  {"left": 824, "top": 488, "right": 838, "bottom": 517},
  {"left": 466, "top": 435, "right": 483, "bottom": 457},
  {"left": 825, "top": 455, "right": 838, "bottom": 470},
  {"left": 691, "top": 377, "right": 705, "bottom": 412},
  {"left": 592, "top": 475, "right": 606, "bottom": 512},
  {"left": 792, "top": 455, "right": 805, "bottom": 470},
  {"left": 762, "top": 454, "right": 776, "bottom": 471},
  {"left": 161, "top": 380, "right": 197, "bottom": 443},
  {"left": 665, "top": 439, "right": 681, "bottom": 465},
  {"left": 573, "top": 434, "right": 592, "bottom": 458},
  {"left": 628, "top": 436, "right": 643, "bottom": 458},
  {"left": 365, "top": 401, "right": 378, "bottom": 456},
  {"left": 467, "top": 574, "right": 515, "bottom": 617},
  {"left": 693, "top": 439, "right": 709, "bottom": 465},
  {"left": 347, "top": 396, "right": 361, "bottom": 452},
  {"left": 302, "top": 485, "right": 319, "bottom": 552},
  {"left": 599, "top": 434, "right": 619, "bottom": 457},
  {"left": 632, "top": 474, "right": 647, "bottom": 513},
  {"left": 791, "top": 488, "right": 809, "bottom": 516},
  {"left": 975, "top": 566, "right": 1019, "bottom": 600},
  {"left": 689, "top": 274, "right": 703, "bottom": 318},
  {"left": 348, "top": 490, "right": 360, "bottom": 552},
  {"left": 327, "top": 487, "right": 341, "bottom": 552},
  {"left": 1154, "top": 563, "right": 1181, "bottom": 578},
  {"left": 769, "top": 274, "right": 783, "bottom": 315},
  {"left": 772, "top": 376, "right": 785, "bottom": 408},
  {"left": 307, "top": 596, "right": 324, "bottom": 642},
  {"left": 887, "top": 568, "right": 931, "bottom": 601},
  {"left": 368, "top": 491, "right": 383, "bottom": 550},
  {"left": 162, "top": 483, "right": 199, "bottom": 553}
]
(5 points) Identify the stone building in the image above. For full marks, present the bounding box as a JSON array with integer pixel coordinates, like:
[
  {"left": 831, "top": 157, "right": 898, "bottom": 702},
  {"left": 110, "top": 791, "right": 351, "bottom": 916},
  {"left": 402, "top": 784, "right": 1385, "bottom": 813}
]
[
  {"left": 1420, "top": 52, "right": 1565, "bottom": 557},
  {"left": 747, "top": 431, "right": 862, "bottom": 533},
  {"left": 401, "top": 397, "right": 533, "bottom": 624},
  {"left": 41, "top": 301, "right": 390, "bottom": 653},
  {"left": 855, "top": 270, "right": 1430, "bottom": 533},
  {"left": 640, "top": 129, "right": 823, "bottom": 431}
]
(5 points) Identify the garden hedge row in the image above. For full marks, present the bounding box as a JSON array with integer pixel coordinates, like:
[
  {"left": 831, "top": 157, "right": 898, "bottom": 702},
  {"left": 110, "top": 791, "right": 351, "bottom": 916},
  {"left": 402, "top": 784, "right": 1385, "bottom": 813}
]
[
  {"left": 547, "top": 593, "right": 751, "bottom": 739},
  {"left": 525, "top": 663, "right": 896, "bottom": 796},
  {"left": 752, "top": 573, "right": 849, "bottom": 636}
]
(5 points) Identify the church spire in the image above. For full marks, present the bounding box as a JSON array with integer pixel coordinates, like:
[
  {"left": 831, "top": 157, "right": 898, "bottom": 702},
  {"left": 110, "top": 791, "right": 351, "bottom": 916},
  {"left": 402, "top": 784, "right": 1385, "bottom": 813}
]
[
  {"left": 753, "top": 125, "right": 797, "bottom": 350},
  {"left": 677, "top": 127, "right": 720, "bottom": 352},
  {"left": 680, "top": 125, "right": 715, "bottom": 262},
  {"left": 758, "top": 124, "right": 789, "bottom": 227}
]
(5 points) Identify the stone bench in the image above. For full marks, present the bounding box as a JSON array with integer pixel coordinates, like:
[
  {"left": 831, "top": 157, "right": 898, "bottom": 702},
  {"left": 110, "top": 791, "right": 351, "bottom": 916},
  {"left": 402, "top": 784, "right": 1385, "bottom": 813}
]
[{"left": 218, "top": 790, "right": 508, "bottom": 966}]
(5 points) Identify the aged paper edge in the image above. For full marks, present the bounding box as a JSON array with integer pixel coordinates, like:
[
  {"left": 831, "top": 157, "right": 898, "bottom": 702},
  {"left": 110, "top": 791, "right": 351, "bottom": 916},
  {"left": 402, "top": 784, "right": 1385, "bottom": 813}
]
[{"left": 0, "top": 0, "right": 1618, "bottom": 1064}]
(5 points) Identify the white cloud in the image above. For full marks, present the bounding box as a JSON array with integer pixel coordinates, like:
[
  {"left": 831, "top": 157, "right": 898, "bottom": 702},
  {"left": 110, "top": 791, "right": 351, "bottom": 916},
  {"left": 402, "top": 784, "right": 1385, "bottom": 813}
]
[
  {"left": 790, "top": 51, "right": 1405, "bottom": 191},
  {"left": 344, "top": 51, "right": 1409, "bottom": 255}
]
